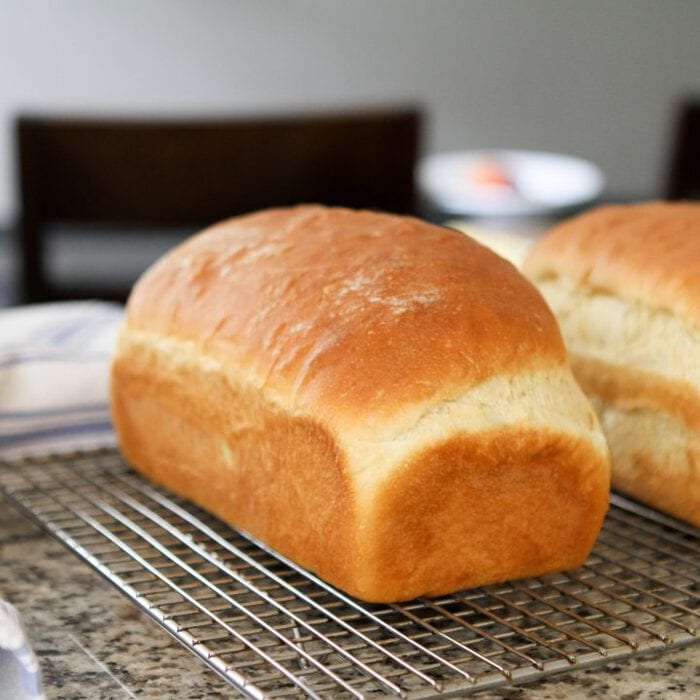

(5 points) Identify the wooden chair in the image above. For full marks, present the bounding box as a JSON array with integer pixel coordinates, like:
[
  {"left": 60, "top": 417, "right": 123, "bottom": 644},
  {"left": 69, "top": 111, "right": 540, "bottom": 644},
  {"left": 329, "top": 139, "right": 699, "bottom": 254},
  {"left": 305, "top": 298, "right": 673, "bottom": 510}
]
[
  {"left": 665, "top": 98, "right": 700, "bottom": 200},
  {"left": 15, "top": 108, "right": 421, "bottom": 303}
]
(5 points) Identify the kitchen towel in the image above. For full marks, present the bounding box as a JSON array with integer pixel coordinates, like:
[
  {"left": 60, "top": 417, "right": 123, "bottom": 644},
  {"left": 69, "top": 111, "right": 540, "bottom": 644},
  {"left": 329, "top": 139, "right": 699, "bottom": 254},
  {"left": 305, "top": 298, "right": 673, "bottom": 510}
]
[{"left": 0, "top": 302, "right": 123, "bottom": 458}]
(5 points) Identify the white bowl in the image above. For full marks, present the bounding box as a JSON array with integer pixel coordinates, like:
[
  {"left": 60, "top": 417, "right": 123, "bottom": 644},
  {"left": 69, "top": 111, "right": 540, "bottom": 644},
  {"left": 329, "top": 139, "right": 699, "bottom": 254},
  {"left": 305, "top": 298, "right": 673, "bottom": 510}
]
[{"left": 417, "top": 149, "right": 605, "bottom": 218}]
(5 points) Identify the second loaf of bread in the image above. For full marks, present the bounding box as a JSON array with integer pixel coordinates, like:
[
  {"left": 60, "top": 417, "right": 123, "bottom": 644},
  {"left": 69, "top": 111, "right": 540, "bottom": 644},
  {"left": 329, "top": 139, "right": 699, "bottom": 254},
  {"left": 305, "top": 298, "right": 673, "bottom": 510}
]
[
  {"left": 111, "top": 205, "right": 610, "bottom": 602},
  {"left": 524, "top": 202, "right": 700, "bottom": 527}
]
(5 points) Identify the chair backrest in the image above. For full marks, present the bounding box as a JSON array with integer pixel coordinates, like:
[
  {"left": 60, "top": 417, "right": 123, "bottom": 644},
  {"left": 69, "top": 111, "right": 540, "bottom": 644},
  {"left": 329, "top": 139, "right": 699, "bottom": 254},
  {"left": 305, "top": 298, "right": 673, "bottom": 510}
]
[
  {"left": 16, "top": 108, "right": 421, "bottom": 303},
  {"left": 665, "top": 98, "right": 700, "bottom": 200}
]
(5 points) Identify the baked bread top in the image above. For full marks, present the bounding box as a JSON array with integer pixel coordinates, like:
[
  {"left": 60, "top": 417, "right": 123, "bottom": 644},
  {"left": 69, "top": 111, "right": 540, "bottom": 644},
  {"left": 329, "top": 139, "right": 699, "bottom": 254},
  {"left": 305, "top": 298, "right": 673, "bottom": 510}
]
[
  {"left": 125, "top": 205, "right": 567, "bottom": 426},
  {"left": 524, "top": 201, "right": 700, "bottom": 327}
]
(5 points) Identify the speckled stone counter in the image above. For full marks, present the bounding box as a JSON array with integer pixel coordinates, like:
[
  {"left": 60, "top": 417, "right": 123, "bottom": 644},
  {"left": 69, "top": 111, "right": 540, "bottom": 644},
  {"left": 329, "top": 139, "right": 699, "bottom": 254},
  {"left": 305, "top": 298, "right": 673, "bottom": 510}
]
[{"left": 1, "top": 502, "right": 698, "bottom": 699}]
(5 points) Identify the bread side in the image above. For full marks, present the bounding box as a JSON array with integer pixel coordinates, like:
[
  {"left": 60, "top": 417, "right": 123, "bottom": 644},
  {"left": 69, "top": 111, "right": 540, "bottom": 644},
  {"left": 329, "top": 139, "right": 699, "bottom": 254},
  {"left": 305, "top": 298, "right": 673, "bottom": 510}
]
[{"left": 112, "top": 328, "right": 610, "bottom": 601}]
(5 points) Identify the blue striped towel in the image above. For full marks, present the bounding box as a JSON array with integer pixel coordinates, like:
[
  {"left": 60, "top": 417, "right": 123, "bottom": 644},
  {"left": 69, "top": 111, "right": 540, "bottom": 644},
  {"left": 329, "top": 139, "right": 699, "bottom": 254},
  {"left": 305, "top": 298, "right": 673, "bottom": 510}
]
[{"left": 0, "top": 302, "right": 123, "bottom": 459}]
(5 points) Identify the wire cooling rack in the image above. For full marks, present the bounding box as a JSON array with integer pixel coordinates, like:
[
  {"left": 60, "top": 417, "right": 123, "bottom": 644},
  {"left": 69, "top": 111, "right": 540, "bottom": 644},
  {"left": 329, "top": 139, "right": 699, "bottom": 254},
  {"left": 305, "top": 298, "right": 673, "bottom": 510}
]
[{"left": 0, "top": 448, "right": 697, "bottom": 699}]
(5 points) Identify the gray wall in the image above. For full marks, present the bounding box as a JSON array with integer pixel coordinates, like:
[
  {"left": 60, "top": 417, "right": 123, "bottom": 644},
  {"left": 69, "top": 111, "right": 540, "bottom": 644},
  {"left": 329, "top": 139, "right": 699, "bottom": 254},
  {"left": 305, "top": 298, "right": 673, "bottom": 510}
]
[{"left": 1, "top": 0, "right": 699, "bottom": 226}]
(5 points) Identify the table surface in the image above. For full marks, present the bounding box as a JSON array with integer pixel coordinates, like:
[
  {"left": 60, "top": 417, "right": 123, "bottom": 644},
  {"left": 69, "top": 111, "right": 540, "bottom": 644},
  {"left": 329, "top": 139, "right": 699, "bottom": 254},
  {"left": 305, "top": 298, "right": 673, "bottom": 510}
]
[{"left": 1, "top": 503, "right": 698, "bottom": 699}]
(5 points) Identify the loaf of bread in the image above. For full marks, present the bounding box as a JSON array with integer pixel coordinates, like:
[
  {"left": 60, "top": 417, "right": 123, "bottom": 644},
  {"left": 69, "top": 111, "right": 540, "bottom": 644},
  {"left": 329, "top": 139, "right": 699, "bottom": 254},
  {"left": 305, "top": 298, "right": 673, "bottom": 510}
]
[
  {"left": 524, "top": 202, "right": 700, "bottom": 527},
  {"left": 111, "top": 205, "right": 610, "bottom": 602}
]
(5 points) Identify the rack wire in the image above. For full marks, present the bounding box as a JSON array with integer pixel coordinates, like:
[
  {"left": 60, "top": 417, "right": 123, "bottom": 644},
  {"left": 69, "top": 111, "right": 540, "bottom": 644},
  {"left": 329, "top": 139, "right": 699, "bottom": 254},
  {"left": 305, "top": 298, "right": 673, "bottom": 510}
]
[{"left": 0, "top": 447, "right": 697, "bottom": 698}]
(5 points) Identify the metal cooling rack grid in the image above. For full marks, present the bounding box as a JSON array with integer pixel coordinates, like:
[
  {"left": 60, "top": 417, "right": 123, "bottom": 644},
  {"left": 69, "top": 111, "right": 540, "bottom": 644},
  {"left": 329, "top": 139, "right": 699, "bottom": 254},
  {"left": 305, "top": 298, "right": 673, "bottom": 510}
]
[{"left": 0, "top": 448, "right": 697, "bottom": 699}]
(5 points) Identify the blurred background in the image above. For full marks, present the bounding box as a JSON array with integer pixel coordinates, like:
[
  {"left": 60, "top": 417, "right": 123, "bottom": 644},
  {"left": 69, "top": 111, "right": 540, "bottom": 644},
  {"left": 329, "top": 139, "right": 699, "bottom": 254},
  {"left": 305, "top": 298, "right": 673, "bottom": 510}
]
[{"left": 1, "top": 0, "right": 699, "bottom": 306}]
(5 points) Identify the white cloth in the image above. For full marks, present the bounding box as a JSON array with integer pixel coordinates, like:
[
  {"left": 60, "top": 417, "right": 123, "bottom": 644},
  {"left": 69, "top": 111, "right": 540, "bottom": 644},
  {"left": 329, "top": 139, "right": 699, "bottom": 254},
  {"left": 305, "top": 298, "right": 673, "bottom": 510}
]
[{"left": 0, "top": 302, "right": 123, "bottom": 458}]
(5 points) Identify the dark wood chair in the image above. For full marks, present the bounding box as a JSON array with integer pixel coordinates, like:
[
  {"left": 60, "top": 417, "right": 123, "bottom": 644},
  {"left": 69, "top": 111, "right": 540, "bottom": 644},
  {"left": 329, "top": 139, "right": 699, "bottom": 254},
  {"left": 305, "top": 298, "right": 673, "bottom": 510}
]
[
  {"left": 15, "top": 108, "right": 421, "bottom": 303},
  {"left": 665, "top": 98, "right": 700, "bottom": 200}
]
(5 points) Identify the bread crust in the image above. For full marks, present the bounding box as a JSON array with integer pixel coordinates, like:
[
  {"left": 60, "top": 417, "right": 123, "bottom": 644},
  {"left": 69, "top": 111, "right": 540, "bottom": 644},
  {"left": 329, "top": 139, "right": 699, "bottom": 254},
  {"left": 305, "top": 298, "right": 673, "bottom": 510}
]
[
  {"left": 112, "top": 331, "right": 609, "bottom": 601},
  {"left": 112, "top": 205, "right": 610, "bottom": 601},
  {"left": 111, "top": 337, "right": 357, "bottom": 588},
  {"left": 125, "top": 205, "right": 566, "bottom": 425},
  {"left": 524, "top": 201, "right": 700, "bottom": 328}
]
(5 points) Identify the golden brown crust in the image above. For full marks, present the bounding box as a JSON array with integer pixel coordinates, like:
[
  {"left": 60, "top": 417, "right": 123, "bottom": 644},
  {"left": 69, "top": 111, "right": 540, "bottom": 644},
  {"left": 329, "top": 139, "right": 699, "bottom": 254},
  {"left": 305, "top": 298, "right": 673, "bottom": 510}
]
[
  {"left": 112, "top": 336, "right": 608, "bottom": 602},
  {"left": 524, "top": 201, "right": 700, "bottom": 328},
  {"left": 126, "top": 205, "right": 566, "bottom": 423},
  {"left": 362, "top": 428, "right": 609, "bottom": 600},
  {"left": 111, "top": 340, "right": 358, "bottom": 589}
]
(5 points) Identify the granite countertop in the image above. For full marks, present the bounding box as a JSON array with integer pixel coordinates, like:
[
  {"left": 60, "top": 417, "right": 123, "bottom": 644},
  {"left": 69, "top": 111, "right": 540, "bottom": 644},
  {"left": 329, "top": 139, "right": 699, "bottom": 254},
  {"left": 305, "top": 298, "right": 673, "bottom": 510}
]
[{"left": 0, "top": 502, "right": 698, "bottom": 699}]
